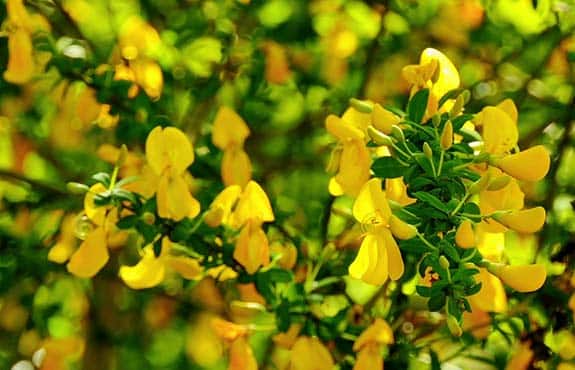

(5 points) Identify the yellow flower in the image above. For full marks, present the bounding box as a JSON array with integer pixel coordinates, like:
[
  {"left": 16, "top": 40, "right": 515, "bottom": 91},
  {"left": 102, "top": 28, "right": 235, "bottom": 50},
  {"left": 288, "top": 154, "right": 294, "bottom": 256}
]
[
  {"left": 262, "top": 40, "right": 292, "bottom": 84},
  {"left": 385, "top": 177, "right": 416, "bottom": 206},
  {"left": 488, "top": 263, "right": 546, "bottom": 292},
  {"left": 232, "top": 181, "right": 275, "bottom": 228},
  {"left": 67, "top": 226, "right": 109, "bottom": 278},
  {"left": 352, "top": 319, "right": 393, "bottom": 370},
  {"left": 289, "top": 337, "right": 334, "bottom": 370},
  {"left": 119, "top": 245, "right": 165, "bottom": 289},
  {"left": 229, "top": 336, "right": 258, "bottom": 370},
  {"left": 3, "top": 0, "right": 49, "bottom": 84},
  {"left": 469, "top": 268, "right": 507, "bottom": 313},
  {"left": 48, "top": 214, "right": 78, "bottom": 264},
  {"left": 476, "top": 105, "right": 518, "bottom": 155},
  {"left": 371, "top": 104, "right": 400, "bottom": 135},
  {"left": 353, "top": 318, "right": 394, "bottom": 351},
  {"left": 455, "top": 220, "right": 475, "bottom": 248},
  {"left": 212, "top": 106, "right": 252, "bottom": 187},
  {"left": 479, "top": 170, "right": 524, "bottom": 233},
  {"left": 119, "top": 237, "right": 202, "bottom": 289},
  {"left": 145, "top": 126, "right": 200, "bottom": 221},
  {"left": 402, "top": 48, "right": 460, "bottom": 116},
  {"left": 494, "top": 207, "right": 546, "bottom": 234},
  {"left": 494, "top": 145, "right": 550, "bottom": 182},
  {"left": 205, "top": 181, "right": 274, "bottom": 274},
  {"left": 234, "top": 218, "right": 270, "bottom": 274},
  {"left": 325, "top": 114, "right": 371, "bottom": 197},
  {"left": 349, "top": 179, "right": 410, "bottom": 285},
  {"left": 67, "top": 183, "right": 119, "bottom": 278},
  {"left": 505, "top": 342, "right": 533, "bottom": 370}
]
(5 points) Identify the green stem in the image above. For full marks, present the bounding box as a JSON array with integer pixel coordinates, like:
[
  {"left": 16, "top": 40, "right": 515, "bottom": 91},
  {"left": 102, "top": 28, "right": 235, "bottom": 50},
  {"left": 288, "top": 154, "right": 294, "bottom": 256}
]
[
  {"left": 437, "top": 150, "right": 445, "bottom": 176},
  {"left": 416, "top": 232, "right": 438, "bottom": 251},
  {"left": 450, "top": 193, "right": 470, "bottom": 217}
]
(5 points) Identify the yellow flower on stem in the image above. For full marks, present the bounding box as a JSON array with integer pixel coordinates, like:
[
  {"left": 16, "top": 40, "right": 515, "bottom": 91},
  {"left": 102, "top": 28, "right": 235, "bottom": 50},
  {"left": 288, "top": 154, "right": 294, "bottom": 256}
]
[
  {"left": 494, "top": 145, "right": 550, "bottom": 182},
  {"left": 493, "top": 207, "right": 546, "bottom": 234},
  {"left": 455, "top": 220, "right": 475, "bottom": 248},
  {"left": 232, "top": 181, "right": 275, "bottom": 228},
  {"left": 119, "top": 237, "right": 202, "bottom": 289},
  {"left": 3, "top": 0, "right": 49, "bottom": 84},
  {"left": 325, "top": 114, "right": 371, "bottom": 197},
  {"left": 234, "top": 218, "right": 270, "bottom": 274},
  {"left": 66, "top": 184, "right": 114, "bottom": 278},
  {"left": 402, "top": 48, "right": 460, "bottom": 116},
  {"left": 145, "top": 126, "right": 200, "bottom": 221},
  {"left": 352, "top": 318, "right": 393, "bottom": 370},
  {"left": 289, "top": 337, "right": 334, "bottom": 370},
  {"left": 349, "top": 178, "right": 413, "bottom": 285},
  {"left": 212, "top": 106, "right": 252, "bottom": 187},
  {"left": 488, "top": 263, "right": 546, "bottom": 292}
]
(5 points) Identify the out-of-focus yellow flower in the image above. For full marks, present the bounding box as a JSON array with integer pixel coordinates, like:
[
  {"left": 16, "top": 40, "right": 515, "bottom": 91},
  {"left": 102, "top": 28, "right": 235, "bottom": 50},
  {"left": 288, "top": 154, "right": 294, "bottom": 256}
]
[
  {"left": 349, "top": 178, "right": 414, "bottom": 285},
  {"left": 353, "top": 318, "right": 394, "bottom": 351},
  {"left": 3, "top": 0, "right": 50, "bottom": 84},
  {"left": 39, "top": 336, "right": 85, "bottom": 370},
  {"left": 212, "top": 106, "right": 253, "bottom": 187},
  {"left": 402, "top": 48, "right": 460, "bottom": 116},
  {"left": 229, "top": 335, "right": 258, "bottom": 370},
  {"left": 186, "top": 313, "right": 224, "bottom": 367},
  {"left": 325, "top": 112, "right": 371, "bottom": 197},
  {"left": 505, "top": 342, "right": 533, "bottom": 370},
  {"left": 145, "top": 126, "right": 200, "bottom": 221},
  {"left": 273, "top": 324, "right": 302, "bottom": 349},
  {"left": 270, "top": 241, "right": 298, "bottom": 270},
  {"left": 289, "top": 336, "right": 334, "bottom": 370},
  {"left": 262, "top": 41, "right": 292, "bottom": 84},
  {"left": 48, "top": 214, "right": 78, "bottom": 264}
]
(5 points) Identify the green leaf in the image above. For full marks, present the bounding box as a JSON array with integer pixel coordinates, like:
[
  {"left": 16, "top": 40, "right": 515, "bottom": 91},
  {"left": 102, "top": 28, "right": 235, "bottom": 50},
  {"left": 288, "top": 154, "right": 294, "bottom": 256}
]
[
  {"left": 407, "top": 89, "right": 430, "bottom": 124},
  {"left": 92, "top": 172, "right": 110, "bottom": 186},
  {"left": 116, "top": 215, "right": 139, "bottom": 229},
  {"left": 413, "top": 192, "right": 448, "bottom": 213},
  {"left": 416, "top": 285, "right": 432, "bottom": 297},
  {"left": 372, "top": 157, "right": 409, "bottom": 178},
  {"left": 438, "top": 88, "right": 463, "bottom": 108},
  {"left": 428, "top": 292, "right": 446, "bottom": 311},
  {"left": 465, "top": 282, "right": 482, "bottom": 296},
  {"left": 452, "top": 114, "right": 474, "bottom": 131}
]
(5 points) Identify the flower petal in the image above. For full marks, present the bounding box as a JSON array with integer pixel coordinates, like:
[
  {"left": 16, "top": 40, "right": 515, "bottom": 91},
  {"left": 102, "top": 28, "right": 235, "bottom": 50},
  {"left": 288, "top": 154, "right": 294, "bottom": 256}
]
[
  {"left": 119, "top": 246, "right": 165, "bottom": 289},
  {"left": 67, "top": 227, "right": 109, "bottom": 278}
]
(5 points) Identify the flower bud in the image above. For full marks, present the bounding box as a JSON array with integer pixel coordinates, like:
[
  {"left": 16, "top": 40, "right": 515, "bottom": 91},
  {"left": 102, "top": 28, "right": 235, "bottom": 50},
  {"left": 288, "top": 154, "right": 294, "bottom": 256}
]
[
  {"left": 446, "top": 315, "right": 462, "bottom": 337},
  {"left": 389, "top": 214, "right": 417, "bottom": 240},
  {"left": 67, "top": 182, "right": 90, "bottom": 195},
  {"left": 450, "top": 94, "right": 465, "bottom": 118},
  {"left": 469, "top": 173, "right": 491, "bottom": 195},
  {"left": 423, "top": 142, "right": 433, "bottom": 159},
  {"left": 117, "top": 144, "right": 128, "bottom": 167},
  {"left": 367, "top": 126, "right": 394, "bottom": 146},
  {"left": 439, "top": 255, "right": 450, "bottom": 270},
  {"left": 440, "top": 120, "right": 453, "bottom": 150},
  {"left": 141, "top": 212, "right": 156, "bottom": 225},
  {"left": 431, "top": 114, "right": 441, "bottom": 127},
  {"left": 391, "top": 125, "right": 405, "bottom": 142},
  {"left": 349, "top": 98, "right": 374, "bottom": 113},
  {"left": 455, "top": 220, "right": 475, "bottom": 248}
]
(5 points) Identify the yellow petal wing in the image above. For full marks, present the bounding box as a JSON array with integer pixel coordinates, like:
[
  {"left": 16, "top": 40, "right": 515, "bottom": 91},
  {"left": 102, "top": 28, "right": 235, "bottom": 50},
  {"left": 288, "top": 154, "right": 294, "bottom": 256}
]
[{"left": 67, "top": 227, "right": 109, "bottom": 278}]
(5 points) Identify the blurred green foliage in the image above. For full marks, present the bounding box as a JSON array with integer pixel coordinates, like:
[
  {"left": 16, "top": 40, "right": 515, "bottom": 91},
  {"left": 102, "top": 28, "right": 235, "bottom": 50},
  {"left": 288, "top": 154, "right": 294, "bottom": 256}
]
[{"left": 1, "top": 0, "right": 575, "bottom": 369}]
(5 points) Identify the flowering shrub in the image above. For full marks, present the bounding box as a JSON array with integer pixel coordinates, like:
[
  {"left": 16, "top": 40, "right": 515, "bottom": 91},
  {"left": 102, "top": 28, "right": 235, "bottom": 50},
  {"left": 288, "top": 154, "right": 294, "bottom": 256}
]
[{"left": 1, "top": 1, "right": 575, "bottom": 370}]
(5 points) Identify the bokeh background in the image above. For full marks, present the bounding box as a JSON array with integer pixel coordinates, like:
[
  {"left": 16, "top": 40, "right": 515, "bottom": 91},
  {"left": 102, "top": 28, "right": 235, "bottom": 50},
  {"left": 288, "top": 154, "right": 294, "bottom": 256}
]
[{"left": 1, "top": 0, "right": 575, "bottom": 369}]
